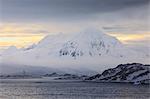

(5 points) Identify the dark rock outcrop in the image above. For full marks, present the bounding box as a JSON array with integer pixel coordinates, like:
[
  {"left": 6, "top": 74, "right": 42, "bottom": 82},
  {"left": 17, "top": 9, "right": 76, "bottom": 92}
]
[{"left": 86, "top": 63, "right": 150, "bottom": 84}]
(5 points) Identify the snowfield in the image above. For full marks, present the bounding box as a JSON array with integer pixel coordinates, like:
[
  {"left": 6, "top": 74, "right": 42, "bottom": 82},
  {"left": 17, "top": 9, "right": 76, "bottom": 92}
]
[{"left": 0, "top": 28, "right": 149, "bottom": 74}]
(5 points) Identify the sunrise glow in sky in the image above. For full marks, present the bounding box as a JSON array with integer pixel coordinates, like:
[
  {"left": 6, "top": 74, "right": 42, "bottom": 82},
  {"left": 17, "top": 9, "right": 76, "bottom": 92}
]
[{"left": 0, "top": 0, "right": 149, "bottom": 50}]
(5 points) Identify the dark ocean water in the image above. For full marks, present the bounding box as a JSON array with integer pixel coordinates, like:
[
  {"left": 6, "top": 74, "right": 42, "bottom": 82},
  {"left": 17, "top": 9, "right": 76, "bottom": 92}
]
[{"left": 0, "top": 78, "right": 149, "bottom": 99}]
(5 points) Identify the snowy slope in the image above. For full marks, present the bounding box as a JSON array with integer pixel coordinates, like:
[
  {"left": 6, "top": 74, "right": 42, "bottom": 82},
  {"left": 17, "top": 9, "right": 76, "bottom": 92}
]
[
  {"left": 86, "top": 63, "right": 150, "bottom": 84},
  {"left": 0, "top": 29, "right": 149, "bottom": 74},
  {"left": 59, "top": 28, "right": 134, "bottom": 58}
]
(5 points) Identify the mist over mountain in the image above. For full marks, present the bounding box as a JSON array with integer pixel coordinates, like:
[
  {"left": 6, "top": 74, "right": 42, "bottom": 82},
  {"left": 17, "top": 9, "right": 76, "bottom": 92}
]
[{"left": 0, "top": 28, "right": 149, "bottom": 74}]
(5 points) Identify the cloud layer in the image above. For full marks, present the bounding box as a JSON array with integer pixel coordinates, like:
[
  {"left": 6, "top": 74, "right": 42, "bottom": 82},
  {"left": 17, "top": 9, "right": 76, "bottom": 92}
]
[{"left": 0, "top": 0, "right": 149, "bottom": 51}]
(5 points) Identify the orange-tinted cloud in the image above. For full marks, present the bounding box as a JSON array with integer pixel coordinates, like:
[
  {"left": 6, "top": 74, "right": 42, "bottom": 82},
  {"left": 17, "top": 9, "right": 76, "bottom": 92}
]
[
  {"left": 0, "top": 23, "right": 150, "bottom": 49},
  {"left": 0, "top": 34, "right": 45, "bottom": 48},
  {"left": 109, "top": 32, "right": 150, "bottom": 44}
]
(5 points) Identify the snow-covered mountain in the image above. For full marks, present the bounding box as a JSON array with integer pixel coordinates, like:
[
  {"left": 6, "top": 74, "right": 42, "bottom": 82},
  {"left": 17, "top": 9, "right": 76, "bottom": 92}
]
[
  {"left": 86, "top": 63, "right": 150, "bottom": 84},
  {"left": 59, "top": 28, "right": 132, "bottom": 58},
  {"left": 0, "top": 29, "right": 149, "bottom": 74}
]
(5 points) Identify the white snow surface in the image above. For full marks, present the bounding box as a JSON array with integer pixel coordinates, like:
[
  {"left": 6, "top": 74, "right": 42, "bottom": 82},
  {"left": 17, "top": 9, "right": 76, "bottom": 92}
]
[{"left": 0, "top": 28, "right": 149, "bottom": 74}]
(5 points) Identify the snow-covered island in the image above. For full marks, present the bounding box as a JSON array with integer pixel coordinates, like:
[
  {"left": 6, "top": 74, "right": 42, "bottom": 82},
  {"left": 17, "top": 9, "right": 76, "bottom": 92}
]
[
  {"left": 0, "top": 29, "right": 149, "bottom": 85},
  {"left": 86, "top": 63, "right": 150, "bottom": 85}
]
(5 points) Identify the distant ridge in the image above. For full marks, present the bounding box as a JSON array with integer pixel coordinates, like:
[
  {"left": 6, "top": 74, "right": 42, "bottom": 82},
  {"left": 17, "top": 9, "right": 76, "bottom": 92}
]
[{"left": 86, "top": 63, "right": 150, "bottom": 84}]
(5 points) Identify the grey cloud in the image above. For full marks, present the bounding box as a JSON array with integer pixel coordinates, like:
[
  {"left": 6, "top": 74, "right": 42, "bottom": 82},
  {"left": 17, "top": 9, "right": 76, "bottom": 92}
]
[
  {"left": 125, "top": 39, "right": 150, "bottom": 53},
  {"left": 103, "top": 24, "right": 150, "bottom": 33},
  {"left": 1, "top": 0, "right": 149, "bottom": 22}
]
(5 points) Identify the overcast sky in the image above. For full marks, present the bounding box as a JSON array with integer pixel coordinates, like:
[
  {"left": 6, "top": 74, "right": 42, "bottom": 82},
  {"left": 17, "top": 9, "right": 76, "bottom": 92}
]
[{"left": 0, "top": 0, "right": 149, "bottom": 51}]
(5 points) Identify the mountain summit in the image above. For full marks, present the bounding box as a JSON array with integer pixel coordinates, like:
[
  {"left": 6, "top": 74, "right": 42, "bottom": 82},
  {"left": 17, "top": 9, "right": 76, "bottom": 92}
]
[
  {"left": 1, "top": 29, "right": 149, "bottom": 74},
  {"left": 59, "top": 28, "right": 125, "bottom": 58}
]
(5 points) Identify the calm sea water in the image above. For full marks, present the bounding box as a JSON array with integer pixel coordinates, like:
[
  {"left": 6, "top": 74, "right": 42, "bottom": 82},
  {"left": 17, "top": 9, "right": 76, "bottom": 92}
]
[{"left": 0, "top": 78, "right": 149, "bottom": 99}]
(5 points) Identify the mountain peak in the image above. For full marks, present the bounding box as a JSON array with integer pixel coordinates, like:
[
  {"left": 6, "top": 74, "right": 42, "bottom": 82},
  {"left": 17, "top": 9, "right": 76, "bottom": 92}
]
[
  {"left": 77, "top": 28, "right": 105, "bottom": 40},
  {"left": 82, "top": 27, "right": 104, "bottom": 35},
  {"left": 1, "top": 29, "right": 149, "bottom": 74},
  {"left": 59, "top": 29, "right": 125, "bottom": 58}
]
